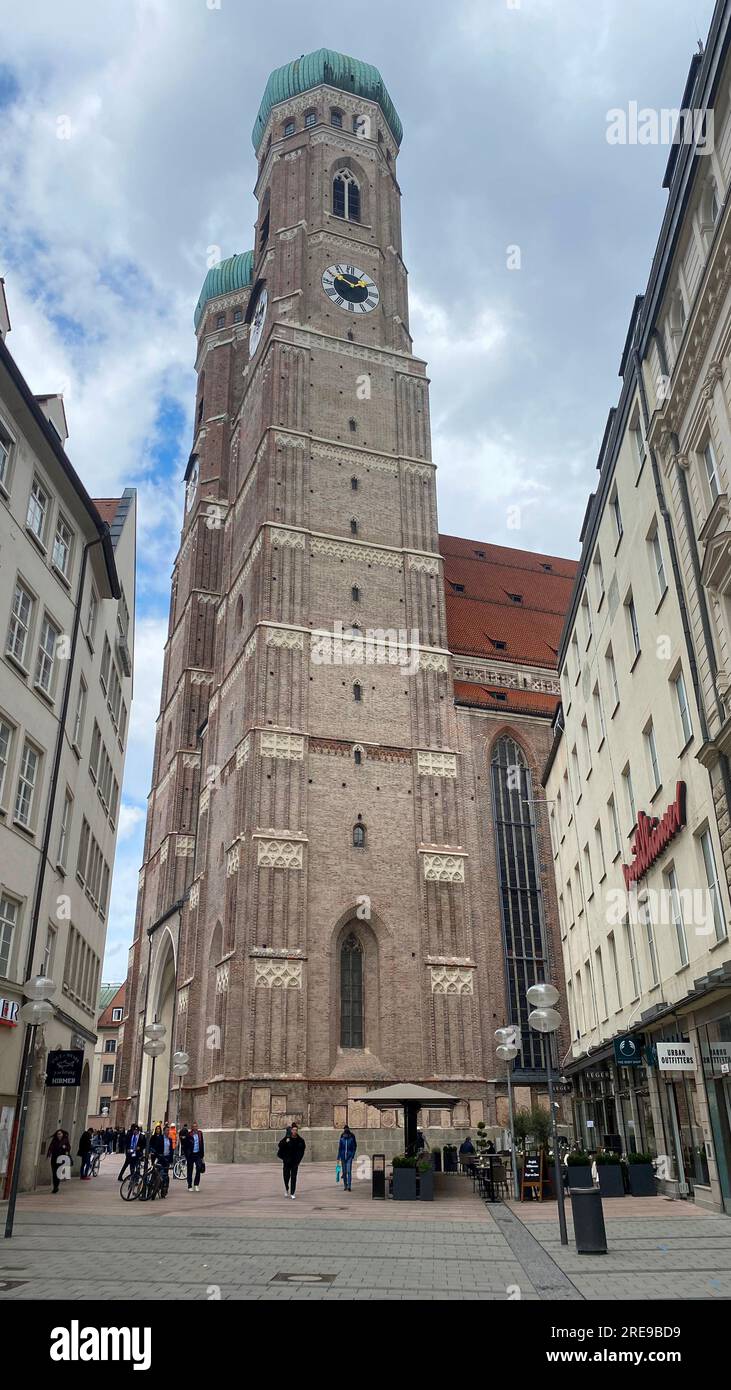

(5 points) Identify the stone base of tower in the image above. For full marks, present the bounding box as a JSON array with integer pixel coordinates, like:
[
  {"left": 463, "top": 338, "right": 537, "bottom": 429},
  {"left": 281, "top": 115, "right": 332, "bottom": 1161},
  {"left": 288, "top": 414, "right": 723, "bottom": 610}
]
[{"left": 203, "top": 1125, "right": 499, "bottom": 1165}]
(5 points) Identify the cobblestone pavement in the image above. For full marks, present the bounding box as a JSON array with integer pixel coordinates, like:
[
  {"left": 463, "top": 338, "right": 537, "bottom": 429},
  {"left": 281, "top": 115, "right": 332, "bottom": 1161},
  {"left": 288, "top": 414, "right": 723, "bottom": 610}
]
[{"left": 0, "top": 1158, "right": 728, "bottom": 1301}]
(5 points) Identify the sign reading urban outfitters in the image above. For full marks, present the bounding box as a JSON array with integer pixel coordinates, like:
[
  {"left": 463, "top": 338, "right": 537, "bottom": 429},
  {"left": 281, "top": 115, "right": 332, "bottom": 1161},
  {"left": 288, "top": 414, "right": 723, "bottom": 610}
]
[
  {"left": 45, "top": 1050, "right": 84, "bottom": 1088},
  {"left": 656, "top": 1041, "right": 697, "bottom": 1072},
  {"left": 622, "top": 782, "right": 686, "bottom": 888}
]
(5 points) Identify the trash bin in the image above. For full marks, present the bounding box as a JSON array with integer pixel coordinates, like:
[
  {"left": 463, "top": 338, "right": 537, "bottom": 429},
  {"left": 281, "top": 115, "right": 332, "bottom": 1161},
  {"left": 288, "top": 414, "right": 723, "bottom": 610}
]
[
  {"left": 372, "top": 1153, "right": 386, "bottom": 1200},
  {"left": 570, "top": 1186, "right": 607, "bottom": 1254}
]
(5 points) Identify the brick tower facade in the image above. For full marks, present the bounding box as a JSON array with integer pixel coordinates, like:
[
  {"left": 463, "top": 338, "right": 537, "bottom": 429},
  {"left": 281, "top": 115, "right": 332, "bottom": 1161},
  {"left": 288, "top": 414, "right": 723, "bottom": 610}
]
[{"left": 116, "top": 51, "right": 575, "bottom": 1158}]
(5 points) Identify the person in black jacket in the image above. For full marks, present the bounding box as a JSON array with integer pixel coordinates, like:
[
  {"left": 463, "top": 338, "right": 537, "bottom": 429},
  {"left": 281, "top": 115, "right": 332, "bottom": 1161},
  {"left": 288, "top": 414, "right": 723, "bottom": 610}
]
[
  {"left": 117, "top": 1124, "right": 145, "bottom": 1181},
  {"left": 47, "top": 1130, "right": 71, "bottom": 1192},
  {"left": 277, "top": 1123, "right": 306, "bottom": 1199},
  {"left": 77, "top": 1128, "right": 93, "bottom": 1180},
  {"left": 150, "top": 1123, "right": 174, "bottom": 1196},
  {"left": 182, "top": 1122, "right": 205, "bottom": 1191}
]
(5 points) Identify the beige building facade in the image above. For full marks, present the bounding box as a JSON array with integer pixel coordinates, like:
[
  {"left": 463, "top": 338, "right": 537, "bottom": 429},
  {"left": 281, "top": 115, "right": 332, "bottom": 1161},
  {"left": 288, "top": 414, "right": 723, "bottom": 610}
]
[
  {"left": 87, "top": 982, "right": 124, "bottom": 1127},
  {"left": 0, "top": 287, "right": 136, "bottom": 1190},
  {"left": 545, "top": 0, "right": 731, "bottom": 1213}
]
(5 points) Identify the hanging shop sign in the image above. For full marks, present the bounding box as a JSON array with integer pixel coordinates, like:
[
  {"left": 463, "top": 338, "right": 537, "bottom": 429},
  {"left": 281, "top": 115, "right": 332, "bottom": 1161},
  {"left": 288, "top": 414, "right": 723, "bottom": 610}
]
[
  {"left": 0, "top": 997, "right": 19, "bottom": 1027},
  {"left": 45, "top": 1050, "right": 84, "bottom": 1088},
  {"left": 656, "top": 1041, "right": 697, "bottom": 1072},
  {"left": 622, "top": 782, "right": 686, "bottom": 888},
  {"left": 614, "top": 1035, "right": 644, "bottom": 1066}
]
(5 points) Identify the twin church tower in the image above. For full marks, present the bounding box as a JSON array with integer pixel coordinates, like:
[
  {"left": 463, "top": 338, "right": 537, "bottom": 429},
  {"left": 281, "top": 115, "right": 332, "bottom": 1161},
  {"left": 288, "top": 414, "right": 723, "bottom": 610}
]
[{"left": 117, "top": 50, "right": 573, "bottom": 1156}]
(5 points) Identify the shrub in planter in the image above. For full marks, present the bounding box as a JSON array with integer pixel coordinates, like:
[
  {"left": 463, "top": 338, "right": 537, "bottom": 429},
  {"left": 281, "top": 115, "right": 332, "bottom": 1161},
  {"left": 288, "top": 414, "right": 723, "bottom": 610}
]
[
  {"left": 392, "top": 1155, "right": 418, "bottom": 1200},
  {"left": 417, "top": 1157, "right": 434, "bottom": 1201},
  {"left": 627, "top": 1151, "right": 657, "bottom": 1197},
  {"left": 595, "top": 1150, "right": 625, "bottom": 1197},
  {"left": 566, "top": 1151, "right": 594, "bottom": 1188}
]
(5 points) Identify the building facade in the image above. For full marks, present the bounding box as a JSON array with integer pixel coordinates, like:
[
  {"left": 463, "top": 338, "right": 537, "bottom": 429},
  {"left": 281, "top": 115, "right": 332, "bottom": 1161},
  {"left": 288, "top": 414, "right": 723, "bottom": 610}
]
[
  {"left": 87, "top": 982, "right": 125, "bottom": 1127},
  {"left": 116, "top": 50, "right": 575, "bottom": 1159},
  {"left": 544, "top": 0, "right": 731, "bottom": 1214},
  {"left": 0, "top": 289, "right": 136, "bottom": 1190}
]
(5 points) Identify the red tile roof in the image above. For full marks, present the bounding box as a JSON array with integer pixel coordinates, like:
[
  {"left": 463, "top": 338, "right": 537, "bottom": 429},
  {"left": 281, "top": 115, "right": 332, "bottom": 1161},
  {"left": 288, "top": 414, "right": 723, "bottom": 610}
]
[
  {"left": 440, "top": 534, "right": 577, "bottom": 719},
  {"left": 440, "top": 534, "right": 576, "bottom": 666},
  {"left": 92, "top": 498, "right": 122, "bottom": 526},
  {"left": 97, "top": 981, "right": 126, "bottom": 1029},
  {"left": 453, "top": 680, "right": 560, "bottom": 718}
]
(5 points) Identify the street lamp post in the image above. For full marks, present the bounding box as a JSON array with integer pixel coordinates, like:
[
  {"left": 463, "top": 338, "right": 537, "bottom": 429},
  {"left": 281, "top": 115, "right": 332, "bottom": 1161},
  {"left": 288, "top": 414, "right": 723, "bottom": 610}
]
[
  {"left": 527, "top": 982, "right": 568, "bottom": 1247},
  {"left": 4, "top": 976, "right": 56, "bottom": 1239},
  {"left": 172, "top": 1052, "right": 189, "bottom": 1137},
  {"left": 141, "top": 1020, "right": 166, "bottom": 1190},
  {"left": 494, "top": 1025, "right": 520, "bottom": 1200}
]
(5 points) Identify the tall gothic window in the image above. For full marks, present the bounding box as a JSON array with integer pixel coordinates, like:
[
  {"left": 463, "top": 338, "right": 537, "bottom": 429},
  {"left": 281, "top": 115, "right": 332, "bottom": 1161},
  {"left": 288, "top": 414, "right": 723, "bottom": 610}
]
[
  {"left": 340, "top": 933, "right": 363, "bottom": 1047},
  {"left": 490, "top": 737, "right": 549, "bottom": 1072},
  {"left": 332, "top": 170, "right": 361, "bottom": 222}
]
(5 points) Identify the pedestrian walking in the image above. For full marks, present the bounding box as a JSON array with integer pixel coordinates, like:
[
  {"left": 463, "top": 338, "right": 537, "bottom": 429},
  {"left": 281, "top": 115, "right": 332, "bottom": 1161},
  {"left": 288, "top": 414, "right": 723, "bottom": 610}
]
[
  {"left": 150, "top": 1122, "right": 174, "bottom": 1196},
  {"left": 337, "top": 1124, "right": 357, "bottom": 1192},
  {"left": 277, "top": 1122, "right": 306, "bottom": 1199},
  {"left": 77, "top": 1128, "right": 93, "bottom": 1180},
  {"left": 105, "top": 1126, "right": 114, "bottom": 1154},
  {"left": 182, "top": 1121, "right": 205, "bottom": 1192},
  {"left": 118, "top": 1124, "right": 145, "bottom": 1181},
  {"left": 46, "top": 1130, "right": 71, "bottom": 1193}
]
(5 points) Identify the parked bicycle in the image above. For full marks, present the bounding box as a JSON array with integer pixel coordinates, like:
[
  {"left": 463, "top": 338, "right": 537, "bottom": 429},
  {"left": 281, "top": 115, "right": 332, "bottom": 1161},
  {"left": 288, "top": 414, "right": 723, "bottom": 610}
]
[{"left": 120, "top": 1158, "right": 169, "bottom": 1202}]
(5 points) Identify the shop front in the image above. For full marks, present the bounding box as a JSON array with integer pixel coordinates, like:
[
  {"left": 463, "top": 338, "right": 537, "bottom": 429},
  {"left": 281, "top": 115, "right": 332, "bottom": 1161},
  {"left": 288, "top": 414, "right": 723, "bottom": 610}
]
[{"left": 697, "top": 1009, "right": 731, "bottom": 1214}]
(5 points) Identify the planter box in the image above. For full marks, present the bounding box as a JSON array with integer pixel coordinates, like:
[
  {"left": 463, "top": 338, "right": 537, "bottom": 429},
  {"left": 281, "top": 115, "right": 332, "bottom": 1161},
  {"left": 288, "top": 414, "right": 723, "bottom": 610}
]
[
  {"left": 566, "top": 1165, "right": 594, "bottom": 1189},
  {"left": 417, "top": 1167, "right": 434, "bottom": 1201},
  {"left": 597, "top": 1164, "right": 625, "bottom": 1197},
  {"left": 392, "top": 1166, "right": 417, "bottom": 1200},
  {"left": 628, "top": 1163, "right": 656, "bottom": 1197}
]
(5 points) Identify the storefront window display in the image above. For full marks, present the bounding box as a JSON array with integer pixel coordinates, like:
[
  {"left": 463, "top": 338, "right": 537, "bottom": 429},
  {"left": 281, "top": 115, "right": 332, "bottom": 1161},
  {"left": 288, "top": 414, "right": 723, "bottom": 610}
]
[{"left": 698, "top": 1016, "right": 731, "bottom": 1210}]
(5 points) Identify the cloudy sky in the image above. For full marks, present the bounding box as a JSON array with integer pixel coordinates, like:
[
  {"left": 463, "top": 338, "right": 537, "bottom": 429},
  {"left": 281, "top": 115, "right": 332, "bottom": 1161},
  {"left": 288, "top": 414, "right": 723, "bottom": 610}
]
[{"left": 0, "top": 0, "right": 716, "bottom": 975}]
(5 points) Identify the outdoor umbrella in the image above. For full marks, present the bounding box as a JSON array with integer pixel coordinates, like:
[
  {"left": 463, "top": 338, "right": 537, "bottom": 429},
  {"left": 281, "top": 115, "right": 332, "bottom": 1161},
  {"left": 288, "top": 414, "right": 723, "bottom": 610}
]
[{"left": 358, "top": 1083, "right": 459, "bottom": 1154}]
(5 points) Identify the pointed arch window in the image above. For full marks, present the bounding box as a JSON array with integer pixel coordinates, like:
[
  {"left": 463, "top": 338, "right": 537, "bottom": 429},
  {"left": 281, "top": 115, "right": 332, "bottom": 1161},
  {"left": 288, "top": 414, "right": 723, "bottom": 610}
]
[
  {"left": 490, "top": 736, "right": 549, "bottom": 1072},
  {"left": 340, "top": 932, "right": 363, "bottom": 1047},
  {"left": 332, "top": 169, "right": 360, "bottom": 222},
  {"left": 352, "top": 821, "right": 366, "bottom": 847}
]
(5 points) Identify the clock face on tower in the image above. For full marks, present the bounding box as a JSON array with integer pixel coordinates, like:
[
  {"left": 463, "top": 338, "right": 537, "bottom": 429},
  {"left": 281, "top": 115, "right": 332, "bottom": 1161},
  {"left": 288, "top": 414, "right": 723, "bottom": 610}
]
[
  {"left": 249, "top": 286, "right": 268, "bottom": 355},
  {"left": 322, "top": 264, "right": 380, "bottom": 314}
]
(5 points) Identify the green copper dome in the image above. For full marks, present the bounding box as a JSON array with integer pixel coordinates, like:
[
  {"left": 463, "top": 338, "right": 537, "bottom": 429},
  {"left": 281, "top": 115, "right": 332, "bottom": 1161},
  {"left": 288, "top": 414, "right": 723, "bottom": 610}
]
[
  {"left": 194, "top": 250, "right": 254, "bottom": 330},
  {"left": 252, "top": 48, "right": 402, "bottom": 153}
]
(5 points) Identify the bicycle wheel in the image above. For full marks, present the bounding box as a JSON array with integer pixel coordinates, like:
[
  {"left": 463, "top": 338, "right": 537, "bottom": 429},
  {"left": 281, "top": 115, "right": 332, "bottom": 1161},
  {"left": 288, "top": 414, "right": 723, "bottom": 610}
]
[
  {"left": 120, "top": 1173, "right": 142, "bottom": 1201},
  {"left": 173, "top": 1158, "right": 185, "bottom": 1180},
  {"left": 91, "top": 1155, "right": 101, "bottom": 1177}
]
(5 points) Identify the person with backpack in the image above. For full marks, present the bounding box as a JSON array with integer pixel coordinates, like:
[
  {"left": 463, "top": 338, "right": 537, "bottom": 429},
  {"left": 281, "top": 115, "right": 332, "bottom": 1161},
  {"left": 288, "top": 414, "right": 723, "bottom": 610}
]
[
  {"left": 277, "top": 1122, "right": 306, "bottom": 1199},
  {"left": 337, "top": 1125, "right": 357, "bottom": 1192}
]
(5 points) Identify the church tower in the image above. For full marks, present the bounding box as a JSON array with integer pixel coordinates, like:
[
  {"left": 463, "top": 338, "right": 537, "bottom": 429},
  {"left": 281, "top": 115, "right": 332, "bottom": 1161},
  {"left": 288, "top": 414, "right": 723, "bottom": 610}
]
[{"left": 118, "top": 50, "right": 499, "bottom": 1152}]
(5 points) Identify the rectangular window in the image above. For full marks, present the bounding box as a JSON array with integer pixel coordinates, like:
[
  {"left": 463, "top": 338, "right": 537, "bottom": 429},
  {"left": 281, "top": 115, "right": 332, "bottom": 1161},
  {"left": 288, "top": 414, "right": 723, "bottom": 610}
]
[
  {"left": 57, "top": 789, "right": 72, "bottom": 868},
  {"left": 606, "top": 647, "right": 619, "bottom": 709},
  {"left": 99, "top": 861, "right": 110, "bottom": 920},
  {"left": 642, "top": 903, "right": 660, "bottom": 986},
  {"left": 593, "top": 683, "right": 606, "bottom": 744},
  {"left": 575, "top": 863, "right": 584, "bottom": 913},
  {"left": 700, "top": 828, "right": 726, "bottom": 942},
  {"left": 305, "top": 110, "right": 316, "bottom": 128},
  {"left": 594, "top": 820, "right": 606, "bottom": 880},
  {"left": 650, "top": 528, "right": 667, "bottom": 598},
  {"left": 43, "top": 923, "right": 56, "bottom": 976},
  {"left": 645, "top": 721, "right": 661, "bottom": 793},
  {"left": 89, "top": 721, "right": 101, "bottom": 782},
  {"left": 0, "top": 893, "right": 19, "bottom": 976},
  {"left": 112, "top": 1007, "right": 123, "bottom": 1022},
  {"left": 611, "top": 490, "right": 623, "bottom": 543},
  {"left": 622, "top": 764, "right": 636, "bottom": 830},
  {"left": 0, "top": 716, "right": 13, "bottom": 805},
  {"left": 595, "top": 947, "right": 608, "bottom": 1020},
  {"left": 76, "top": 817, "right": 90, "bottom": 883},
  {"left": 674, "top": 670, "right": 693, "bottom": 745},
  {"left": 35, "top": 614, "right": 60, "bottom": 695},
  {"left": 100, "top": 636, "right": 111, "bottom": 693},
  {"left": 665, "top": 866, "right": 689, "bottom": 968},
  {"left": 593, "top": 549, "right": 605, "bottom": 605},
  {"left": 52, "top": 514, "right": 73, "bottom": 578},
  {"left": 73, "top": 678, "right": 87, "bottom": 750},
  {"left": 118, "top": 700, "right": 128, "bottom": 747},
  {"left": 104, "top": 1038, "right": 116, "bottom": 1053},
  {"left": 7, "top": 580, "right": 34, "bottom": 667},
  {"left": 14, "top": 740, "right": 39, "bottom": 827},
  {"left": 102, "top": 1064, "right": 115, "bottom": 1084},
  {"left": 0, "top": 425, "right": 13, "bottom": 493},
  {"left": 581, "top": 720, "right": 592, "bottom": 776},
  {"left": 704, "top": 440, "right": 721, "bottom": 501},
  {"left": 608, "top": 794, "right": 621, "bottom": 858},
  {"left": 627, "top": 594, "right": 641, "bottom": 660},
  {"left": 624, "top": 918, "right": 641, "bottom": 999},
  {"left": 571, "top": 632, "right": 580, "bottom": 682},
  {"left": 631, "top": 423, "right": 646, "bottom": 478},
  {"left": 86, "top": 588, "right": 98, "bottom": 646},
  {"left": 608, "top": 932, "right": 622, "bottom": 1009},
  {"left": 571, "top": 744, "right": 581, "bottom": 798},
  {"left": 582, "top": 594, "right": 593, "bottom": 647},
  {"left": 583, "top": 843, "right": 593, "bottom": 899},
  {"left": 26, "top": 477, "right": 48, "bottom": 543}
]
